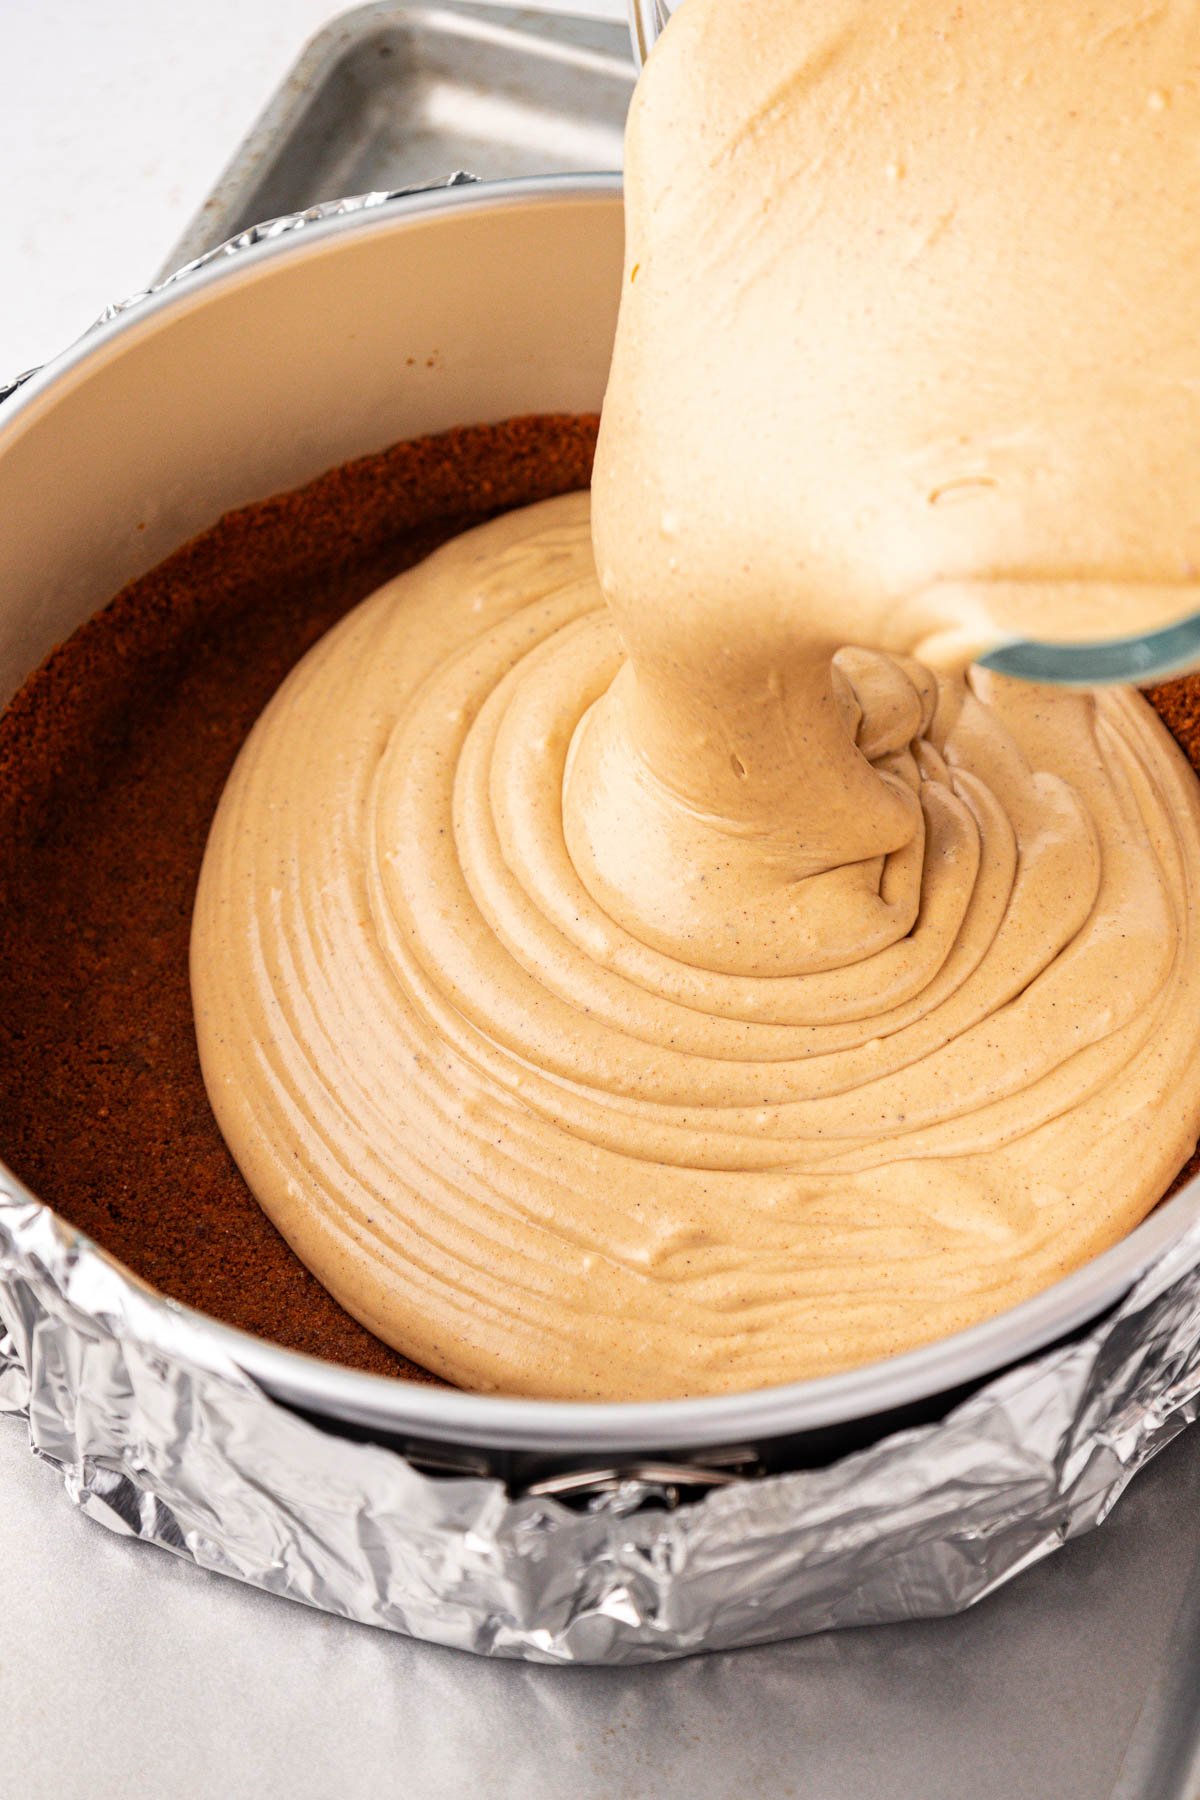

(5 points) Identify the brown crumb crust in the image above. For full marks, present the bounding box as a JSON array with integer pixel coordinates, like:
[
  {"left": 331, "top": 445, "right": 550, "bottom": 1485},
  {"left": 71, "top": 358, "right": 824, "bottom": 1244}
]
[
  {"left": 0, "top": 414, "right": 598, "bottom": 1382},
  {"left": 1142, "top": 675, "right": 1200, "bottom": 1200},
  {"left": 1, "top": 409, "right": 1198, "bottom": 1382}
]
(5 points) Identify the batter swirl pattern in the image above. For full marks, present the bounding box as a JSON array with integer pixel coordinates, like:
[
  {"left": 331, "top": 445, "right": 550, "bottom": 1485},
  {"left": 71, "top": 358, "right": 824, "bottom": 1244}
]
[{"left": 192, "top": 494, "right": 1200, "bottom": 1397}]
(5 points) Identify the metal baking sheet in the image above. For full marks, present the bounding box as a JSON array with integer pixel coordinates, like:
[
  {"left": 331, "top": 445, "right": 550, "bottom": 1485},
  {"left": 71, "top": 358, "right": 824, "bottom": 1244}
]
[
  {"left": 145, "top": 5, "right": 1200, "bottom": 1792},
  {"left": 160, "top": 1, "right": 634, "bottom": 274}
]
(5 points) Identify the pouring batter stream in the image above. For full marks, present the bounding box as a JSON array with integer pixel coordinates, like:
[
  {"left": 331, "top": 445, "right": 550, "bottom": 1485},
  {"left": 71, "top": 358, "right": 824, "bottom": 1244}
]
[{"left": 192, "top": 0, "right": 1200, "bottom": 1398}]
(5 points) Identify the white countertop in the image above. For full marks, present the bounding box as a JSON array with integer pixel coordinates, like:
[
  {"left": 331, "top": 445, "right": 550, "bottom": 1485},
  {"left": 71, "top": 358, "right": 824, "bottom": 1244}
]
[{"left": 1, "top": 0, "right": 624, "bottom": 380}]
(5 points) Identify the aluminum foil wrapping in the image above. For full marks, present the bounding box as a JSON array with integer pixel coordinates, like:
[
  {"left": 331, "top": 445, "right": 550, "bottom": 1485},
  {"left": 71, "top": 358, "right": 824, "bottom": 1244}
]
[
  {"left": 0, "top": 175, "right": 478, "bottom": 406},
  {"left": 6, "top": 184, "right": 1200, "bottom": 1666},
  {"left": 5, "top": 1190, "right": 1200, "bottom": 1664}
]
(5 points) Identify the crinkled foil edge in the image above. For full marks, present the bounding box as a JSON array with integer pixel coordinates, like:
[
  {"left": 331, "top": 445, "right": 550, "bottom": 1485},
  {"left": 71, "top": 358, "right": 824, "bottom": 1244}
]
[
  {"left": 5, "top": 183, "right": 1200, "bottom": 1664},
  {"left": 0, "top": 177, "right": 477, "bottom": 406},
  {"left": 4, "top": 1184, "right": 1200, "bottom": 1665}
]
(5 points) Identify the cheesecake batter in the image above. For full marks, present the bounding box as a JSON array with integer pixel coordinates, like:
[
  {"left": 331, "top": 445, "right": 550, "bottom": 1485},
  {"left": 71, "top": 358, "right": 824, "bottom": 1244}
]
[{"left": 192, "top": 0, "right": 1200, "bottom": 1399}]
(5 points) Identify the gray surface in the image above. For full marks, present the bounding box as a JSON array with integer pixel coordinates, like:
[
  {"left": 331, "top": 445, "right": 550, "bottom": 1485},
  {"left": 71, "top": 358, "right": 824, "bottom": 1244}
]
[
  {"left": 5, "top": 1409, "right": 1200, "bottom": 1798},
  {"left": 161, "top": 1, "right": 634, "bottom": 273}
]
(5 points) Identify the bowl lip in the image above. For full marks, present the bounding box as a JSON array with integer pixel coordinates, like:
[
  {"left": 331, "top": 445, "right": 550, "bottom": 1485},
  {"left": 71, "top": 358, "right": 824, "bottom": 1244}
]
[{"left": 2, "top": 168, "right": 1199, "bottom": 1458}]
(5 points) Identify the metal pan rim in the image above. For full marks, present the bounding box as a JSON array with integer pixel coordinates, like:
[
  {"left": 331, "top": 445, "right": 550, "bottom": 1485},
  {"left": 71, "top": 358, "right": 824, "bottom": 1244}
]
[{"left": 2, "top": 171, "right": 1197, "bottom": 1458}]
